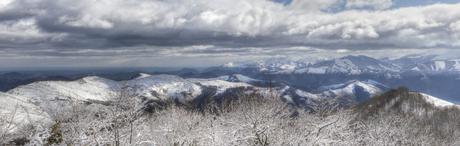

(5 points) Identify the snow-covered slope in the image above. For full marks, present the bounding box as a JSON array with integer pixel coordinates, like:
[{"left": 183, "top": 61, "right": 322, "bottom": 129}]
[
  {"left": 136, "top": 73, "right": 152, "bottom": 79},
  {"left": 281, "top": 80, "right": 388, "bottom": 110},
  {"left": 218, "top": 55, "right": 460, "bottom": 76},
  {"left": 221, "top": 58, "right": 308, "bottom": 74},
  {"left": 357, "top": 88, "right": 459, "bottom": 118},
  {"left": 318, "top": 80, "right": 386, "bottom": 98},
  {"left": 390, "top": 55, "right": 460, "bottom": 74},
  {"left": 219, "top": 55, "right": 401, "bottom": 75},
  {"left": 0, "top": 92, "right": 51, "bottom": 133},
  {"left": 420, "top": 93, "right": 459, "bottom": 108},
  {"left": 254, "top": 58, "right": 308, "bottom": 74},
  {"left": 7, "top": 76, "right": 122, "bottom": 112},
  {"left": 3, "top": 72, "right": 455, "bottom": 119},
  {"left": 216, "top": 74, "right": 261, "bottom": 83},
  {"left": 6, "top": 74, "right": 263, "bottom": 108},
  {"left": 306, "top": 55, "right": 400, "bottom": 75},
  {"left": 8, "top": 76, "right": 122, "bottom": 102},
  {"left": 188, "top": 78, "right": 253, "bottom": 95},
  {"left": 126, "top": 75, "right": 202, "bottom": 103},
  {"left": 409, "top": 60, "right": 460, "bottom": 74}
]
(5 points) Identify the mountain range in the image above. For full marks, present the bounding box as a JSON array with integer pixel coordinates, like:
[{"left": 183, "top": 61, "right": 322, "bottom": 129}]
[
  {"left": 1, "top": 72, "right": 458, "bottom": 134},
  {"left": 198, "top": 55, "right": 460, "bottom": 104},
  {"left": 217, "top": 55, "right": 460, "bottom": 75}
]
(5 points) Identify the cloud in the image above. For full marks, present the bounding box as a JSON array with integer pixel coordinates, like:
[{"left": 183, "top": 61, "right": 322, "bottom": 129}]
[
  {"left": 345, "top": 0, "right": 393, "bottom": 10},
  {"left": 0, "top": 0, "right": 459, "bottom": 67}
]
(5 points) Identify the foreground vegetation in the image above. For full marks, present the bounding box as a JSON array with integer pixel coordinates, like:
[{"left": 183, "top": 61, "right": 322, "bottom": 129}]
[{"left": 2, "top": 88, "right": 460, "bottom": 145}]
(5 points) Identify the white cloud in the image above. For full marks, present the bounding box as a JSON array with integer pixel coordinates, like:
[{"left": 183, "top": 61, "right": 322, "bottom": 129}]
[
  {"left": 451, "top": 21, "right": 460, "bottom": 40},
  {"left": 0, "top": 18, "right": 52, "bottom": 45},
  {"left": 346, "top": 0, "right": 393, "bottom": 10},
  {"left": 0, "top": 0, "right": 459, "bottom": 68},
  {"left": 29, "top": 0, "right": 459, "bottom": 48},
  {"left": 288, "top": 0, "right": 340, "bottom": 12},
  {"left": 0, "top": 0, "right": 13, "bottom": 9},
  {"left": 287, "top": 4, "right": 460, "bottom": 48}
]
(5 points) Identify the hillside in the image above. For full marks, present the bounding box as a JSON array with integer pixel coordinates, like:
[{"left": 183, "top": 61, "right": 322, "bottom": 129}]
[
  {"left": 356, "top": 87, "right": 459, "bottom": 118},
  {"left": 0, "top": 75, "right": 459, "bottom": 145}
]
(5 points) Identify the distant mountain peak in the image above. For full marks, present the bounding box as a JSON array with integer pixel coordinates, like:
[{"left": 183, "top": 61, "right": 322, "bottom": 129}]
[
  {"left": 218, "top": 55, "right": 406, "bottom": 75},
  {"left": 136, "top": 73, "right": 152, "bottom": 79},
  {"left": 127, "top": 74, "right": 202, "bottom": 102},
  {"left": 217, "top": 74, "right": 260, "bottom": 83},
  {"left": 318, "top": 80, "right": 386, "bottom": 99}
]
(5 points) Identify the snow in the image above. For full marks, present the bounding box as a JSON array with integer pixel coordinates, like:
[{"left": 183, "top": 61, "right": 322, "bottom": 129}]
[
  {"left": 5, "top": 74, "right": 259, "bottom": 109},
  {"left": 280, "top": 64, "right": 296, "bottom": 70},
  {"left": 220, "top": 55, "right": 460, "bottom": 75},
  {"left": 411, "top": 60, "right": 460, "bottom": 73},
  {"left": 411, "top": 66, "right": 421, "bottom": 71},
  {"left": 432, "top": 61, "right": 447, "bottom": 71},
  {"left": 235, "top": 74, "right": 258, "bottom": 82},
  {"left": 0, "top": 92, "right": 51, "bottom": 132},
  {"left": 222, "top": 61, "right": 257, "bottom": 68},
  {"left": 136, "top": 73, "right": 152, "bottom": 79},
  {"left": 454, "top": 60, "right": 460, "bottom": 71},
  {"left": 126, "top": 75, "right": 202, "bottom": 102},
  {"left": 221, "top": 55, "right": 403, "bottom": 75},
  {"left": 6, "top": 76, "right": 122, "bottom": 115},
  {"left": 8, "top": 76, "right": 121, "bottom": 114},
  {"left": 308, "top": 56, "right": 400, "bottom": 75},
  {"left": 295, "top": 89, "right": 321, "bottom": 100},
  {"left": 216, "top": 74, "right": 260, "bottom": 83},
  {"left": 306, "top": 67, "right": 327, "bottom": 74},
  {"left": 8, "top": 76, "right": 122, "bottom": 107},
  {"left": 319, "top": 80, "right": 384, "bottom": 99},
  {"left": 351, "top": 81, "right": 383, "bottom": 95},
  {"left": 287, "top": 80, "right": 387, "bottom": 107},
  {"left": 188, "top": 78, "right": 253, "bottom": 95},
  {"left": 420, "top": 93, "right": 458, "bottom": 108},
  {"left": 223, "top": 62, "right": 236, "bottom": 68},
  {"left": 320, "top": 80, "right": 382, "bottom": 94},
  {"left": 365, "top": 79, "right": 389, "bottom": 89}
]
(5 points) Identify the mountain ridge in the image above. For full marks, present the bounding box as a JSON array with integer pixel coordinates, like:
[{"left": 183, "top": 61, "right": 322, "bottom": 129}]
[{"left": 216, "top": 55, "right": 460, "bottom": 75}]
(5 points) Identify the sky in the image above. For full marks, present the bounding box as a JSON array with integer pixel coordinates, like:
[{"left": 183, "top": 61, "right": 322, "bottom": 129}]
[{"left": 0, "top": 0, "right": 460, "bottom": 69}]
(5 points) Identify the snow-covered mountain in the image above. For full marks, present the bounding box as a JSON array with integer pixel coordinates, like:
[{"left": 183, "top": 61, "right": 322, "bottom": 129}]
[
  {"left": 281, "top": 80, "right": 388, "bottom": 110},
  {"left": 408, "top": 60, "right": 460, "bottom": 74},
  {"left": 7, "top": 76, "right": 122, "bottom": 113},
  {"left": 222, "top": 58, "right": 309, "bottom": 74},
  {"left": 126, "top": 75, "right": 203, "bottom": 103},
  {"left": 305, "top": 55, "right": 400, "bottom": 75},
  {"left": 219, "top": 55, "right": 402, "bottom": 75},
  {"left": 253, "top": 58, "right": 309, "bottom": 74},
  {"left": 9, "top": 76, "right": 122, "bottom": 102},
  {"left": 218, "top": 55, "right": 460, "bottom": 76},
  {"left": 126, "top": 73, "right": 271, "bottom": 102},
  {"left": 206, "top": 56, "right": 460, "bottom": 102},
  {"left": 136, "top": 73, "right": 152, "bottom": 79},
  {"left": 216, "top": 74, "right": 262, "bottom": 83},
  {"left": 357, "top": 87, "right": 459, "bottom": 118},
  {"left": 317, "top": 80, "right": 387, "bottom": 100},
  {"left": 386, "top": 55, "right": 460, "bottom": 74},
  {"left": 187, "top": 78, "right": 254, "bottom": 96},
  {"left": 5, "top": 74, "right": 263, "bottom": 107},
  {"left": 3, "top": 72, "right": 457, "bottom": 120}
]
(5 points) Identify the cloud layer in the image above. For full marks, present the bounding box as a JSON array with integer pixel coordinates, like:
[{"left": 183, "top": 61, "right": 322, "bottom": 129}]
[{"left": 0, "top": 0, "right": 459, "bottom": 67}]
